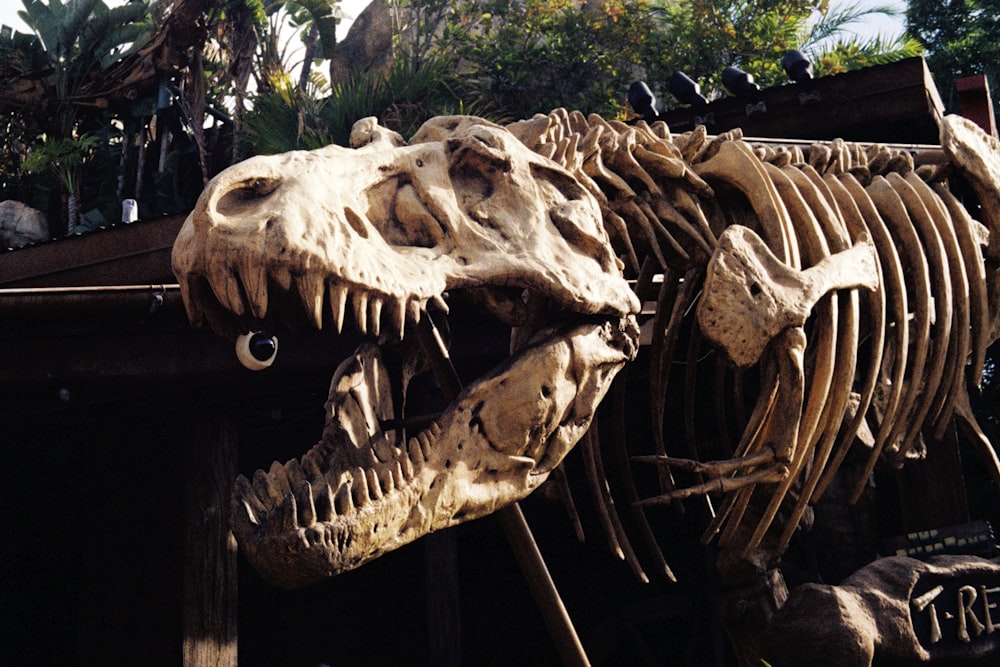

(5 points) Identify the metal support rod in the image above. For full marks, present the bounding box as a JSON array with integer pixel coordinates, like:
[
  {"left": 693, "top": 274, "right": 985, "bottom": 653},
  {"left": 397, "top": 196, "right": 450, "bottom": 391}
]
[
  {"left": 0, "top": 284, "right": 182, "bottom": 314},
  {"left": 416, "top": 312, "right": 591, "bottom": 667}
]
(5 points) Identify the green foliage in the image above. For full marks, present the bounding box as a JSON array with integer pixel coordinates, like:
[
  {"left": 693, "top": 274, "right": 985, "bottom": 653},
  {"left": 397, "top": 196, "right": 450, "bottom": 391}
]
[
  {"left": 427, "top": 0, "right": 916, "bottom": 119},
  {"left": 645, "top": 0, "right": 917, "bottom": 106},
  {"left": 242, "top": 74, "right": 337, "bottom": 153},
  {"left": 906, "top": 0, "right": 1000, "bottom": 116},
  {"left": 243, "top": 55, "right": 477, "bottom": 153},
  {"left": 2, "top": 0, "right": 155, "bottom": 234},
  {"left": 18, "top": 0, "right": 154, "bottom": 107},
  {"left": 20, "top": 133, "right": 101, "bottom": 193},
  {"left": 810, "top": 34, "right": 924, "bottom": 78},
  {"left": 275, "top": 0, "right": 341, "bottom": 59},
  {"left": 438, "top": 0, "right": 658, "bottom": 119},
  {"left": 0, "top": 24, "right": 49, "bottom": 76}
]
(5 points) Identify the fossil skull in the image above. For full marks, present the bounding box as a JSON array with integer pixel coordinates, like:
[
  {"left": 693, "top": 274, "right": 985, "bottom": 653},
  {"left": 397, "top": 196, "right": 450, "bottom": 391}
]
[{"left": 172, "top": 117, "right": 639, "bottom": 587}]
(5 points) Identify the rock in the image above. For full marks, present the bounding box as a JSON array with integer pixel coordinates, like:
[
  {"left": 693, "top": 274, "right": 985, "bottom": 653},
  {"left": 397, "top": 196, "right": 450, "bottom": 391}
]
[
  {"left": 0, "top": 200, "right": 49, "bottom": 248},
  {"left": 767, "top": 555, "right": 1000, "bottom": 666},
  {"left": 328, "top": 0, "right": 397, "bottom": 85}
]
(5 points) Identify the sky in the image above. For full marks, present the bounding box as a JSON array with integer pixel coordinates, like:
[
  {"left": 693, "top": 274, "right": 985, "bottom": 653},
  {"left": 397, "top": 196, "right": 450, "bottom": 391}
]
[{"left": 0, "top": 0, "right": 907, "bottom": 44}]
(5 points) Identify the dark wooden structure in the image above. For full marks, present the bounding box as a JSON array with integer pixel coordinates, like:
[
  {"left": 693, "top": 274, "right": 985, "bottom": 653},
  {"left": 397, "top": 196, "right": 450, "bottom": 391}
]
[
  {"left": 3, "top": 58, "right": 999, "bottom": 665},
  {"left": 661, "top": 57, "right": 945, "bottom": 145}
]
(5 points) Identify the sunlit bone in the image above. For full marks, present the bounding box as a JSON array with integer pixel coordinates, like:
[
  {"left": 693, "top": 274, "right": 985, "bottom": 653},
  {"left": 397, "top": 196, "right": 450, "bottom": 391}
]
[
  {"left": 173, "top": 116, "right": 641, "bottom": 586},
  {"left": 696, "top": 224, "right": 879, "bottom": 368},
  {"left": 172, "top": 108, "right": 1000, "bottom": 593}
]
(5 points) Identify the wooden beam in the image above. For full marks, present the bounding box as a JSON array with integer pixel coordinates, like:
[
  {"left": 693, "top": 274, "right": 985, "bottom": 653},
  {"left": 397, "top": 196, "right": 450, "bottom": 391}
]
[{"left": 183, "top": 415, "right": 239, "bottom": 667}]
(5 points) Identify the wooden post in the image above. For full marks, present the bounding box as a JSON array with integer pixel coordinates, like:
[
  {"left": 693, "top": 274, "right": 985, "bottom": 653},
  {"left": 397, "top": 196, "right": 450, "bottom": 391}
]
[
  {"left": 426, "top": 529, "right": 462, "bottom": 666},
  {"left": 957, "top": 75, "right": 998, "bottom": 138},
  {"left": 183, "top": 415, "right": 239, "bottom": 667}
]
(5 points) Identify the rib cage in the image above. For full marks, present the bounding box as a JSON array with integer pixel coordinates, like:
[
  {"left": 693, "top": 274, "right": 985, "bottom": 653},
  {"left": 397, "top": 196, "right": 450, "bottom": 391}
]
[{"left": 506, "top": 108, "right": 1000, "bottom": 580}]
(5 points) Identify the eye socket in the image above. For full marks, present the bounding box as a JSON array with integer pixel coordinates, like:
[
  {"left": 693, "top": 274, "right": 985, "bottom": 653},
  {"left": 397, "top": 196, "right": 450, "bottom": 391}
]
[
  {"left": 446, "top": 129, "right": 513, "bottom": 175},
  {"left": 236, "top": 332, "right": 279, "bottom": 371},
  {"left": 215, "top": 177, "right": 281, "bottom": 217},
  {"left": 242, "top": 177, "right": 281, "bottom": 198}
]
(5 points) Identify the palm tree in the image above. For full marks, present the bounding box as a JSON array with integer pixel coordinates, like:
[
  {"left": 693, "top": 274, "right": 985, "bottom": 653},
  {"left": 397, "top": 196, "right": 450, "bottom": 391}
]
[{"left": 15, "top": 0, "right": 155, "bottom": 234}]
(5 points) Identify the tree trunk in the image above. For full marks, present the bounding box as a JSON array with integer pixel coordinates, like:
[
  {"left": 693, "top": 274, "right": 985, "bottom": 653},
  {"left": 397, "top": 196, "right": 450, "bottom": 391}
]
[{"left": 298, "top": 23, "right": 320, "bottom": 92}]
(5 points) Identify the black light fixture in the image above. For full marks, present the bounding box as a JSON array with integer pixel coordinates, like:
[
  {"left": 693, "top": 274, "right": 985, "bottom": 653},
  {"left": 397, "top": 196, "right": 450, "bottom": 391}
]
[
  {"left": 627, "top": 80, "right": 660, "bottom": 122},
  {"left": 722, "top": 66, "right": 760, "bottom": 96},
  {"left": 782, "top": 50, "right": 813, "bottom": 82},
  {"left": 668, "top": 71, "right": 708, "bottom": 108}
]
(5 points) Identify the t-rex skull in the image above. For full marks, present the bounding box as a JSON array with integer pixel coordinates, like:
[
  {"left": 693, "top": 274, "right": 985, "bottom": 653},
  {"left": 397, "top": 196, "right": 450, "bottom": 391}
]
[{"left": 172, "top": 117, "right": 639, "bottom": 587}]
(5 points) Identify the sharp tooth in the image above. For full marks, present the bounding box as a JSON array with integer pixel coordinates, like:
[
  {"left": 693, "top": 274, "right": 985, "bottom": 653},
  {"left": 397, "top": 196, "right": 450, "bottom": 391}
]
[
  {"left": 400, "top": 453, "right": 415, "bottom": 480},
  {"left": 178, "top": 279, "right": 203, "bottom": 327},
  {"left": 237, "top": 258, "right": 268, "bottom": 318},
  {"left": 380, "top": 465, "right": 396, "bottom": 493},
  {"left": 352, "top": 467, "right": 369, "bottom": 505},
  {"left": 301, "top": 452, "right": 325, "bottom": 483},
  {"left": 431, "top": 293, "right": 449, "bottom": 314},
  {"left": 353, "top": 292, "right": 369, "bottom": 335},
  {"left": 210, "top": 269, "right": 245, "bottom": 316},
  {"left": 335, "top": 483, "right": 354, "bottom": 515},
  {"left": 408, "top": 437, "right": 424, "bottom": 463},
  {"left": 406, "top": 299, "right": 422, "bottom": 329},
  {"left": 234, "top": 494, "right": 259, "bottom": 527},
  {"left": 367, "top": 468, "right": 383, "bottom": 499},
  {"left": 269, "top": 460, "right": 291, "bottom": 496},
  {"left": 295, "top": 481, "right": 316, "bottom": 527},
  {"left": 285, "top": 459, "right": 306, "bottom": 487},
  {"left": 234, "top": 476, "right": 260, "bottom": 525},
  {"left": 253, "top": 468, "right": 281, "bottom": 507},
  {"left": 391, "top": 296, "right": 406, "bottom": 340},
  {"left": 272, "top": 266, "right": 292, "bottom": 290},
  {"left": 369, "top": 297, "right": 383, "bottom": 337},
  {"left": 295, "top": 274, "right": 326, "bottom": 329},
  {"left": 373, "top": 434, "right": 395, "bottom": 463},
  {"left": 314, "top": 482, "right": 335, "bottom": 521},
  {"left": 329, "top": 283, "right": 349, "bottom": 333},
  {"left": 277, "top": 493, "right": 298, "bottom": 531},
  {"left": 418, "top": 430, "right": 435, "bottom": 459}
]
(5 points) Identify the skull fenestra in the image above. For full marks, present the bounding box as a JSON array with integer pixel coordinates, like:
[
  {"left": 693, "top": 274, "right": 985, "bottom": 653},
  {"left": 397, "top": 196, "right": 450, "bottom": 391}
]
[{"left": 172, "top": 117, "right": 640, "bottom": 587}]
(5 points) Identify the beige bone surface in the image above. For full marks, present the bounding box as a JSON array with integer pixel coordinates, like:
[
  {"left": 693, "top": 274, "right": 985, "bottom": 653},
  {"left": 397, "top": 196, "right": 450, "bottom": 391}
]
[
  {"left": 697, "top": 224, "right": 877, "bottom": 368},
  {"left": 171, "top": 108, "right": 1000, "bottom": 593}
]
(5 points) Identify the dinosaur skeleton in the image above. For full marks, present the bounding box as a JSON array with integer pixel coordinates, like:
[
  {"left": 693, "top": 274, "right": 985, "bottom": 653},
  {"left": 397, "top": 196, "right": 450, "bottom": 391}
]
[{"left": 172, "top": 109, "right": 1000, "bottom": 588}]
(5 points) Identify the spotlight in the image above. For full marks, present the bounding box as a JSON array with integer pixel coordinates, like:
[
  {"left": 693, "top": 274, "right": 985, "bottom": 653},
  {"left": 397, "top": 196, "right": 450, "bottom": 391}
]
[
  {"left": 722, "top": 66, "right": 760, "bottom": 96},
  {"left": 782, "top": 50, "right": 813, "bottom": 82},
  {"left": 628, "top": 80, "right": 660, "bottom": 122},
  {"left": 668, "top": 72, "right": 708, "bottom": 108}
]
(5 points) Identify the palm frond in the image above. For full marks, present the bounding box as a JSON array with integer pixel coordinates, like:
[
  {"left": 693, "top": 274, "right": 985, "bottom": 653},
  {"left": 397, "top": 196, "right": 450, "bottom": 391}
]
[{"left": 806, "top": 2, "right": 904, "bottom": 48}]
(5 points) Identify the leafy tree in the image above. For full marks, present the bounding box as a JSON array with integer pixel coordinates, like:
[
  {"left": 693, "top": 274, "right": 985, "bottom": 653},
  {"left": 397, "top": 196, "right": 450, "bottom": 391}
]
[
  {"left": 906, "top": 0, "right": 1000, "bottom": 120},
  {"left": 425, "top": 0, "right": 922, "bottom": 121},
  {"left": 17, "top": 0, "right": 154, "bottom": 138},
  {"left": 647, "top": 0, "right": 923, "bottom": 108},
  {"left": 20, "top": 133, "right": 101, "bottom": 233},
  {"left": 8, "top": 0, "right": 155, "bottom": 234},
  {"left": 243, "top": 54, "right": 477, "bottom": 152},
  {"left": 284, "top": 0, "right": 343, "bottom": 91},
  {"left": 439, "top": 0, "right": 659, "bottom": 120}
]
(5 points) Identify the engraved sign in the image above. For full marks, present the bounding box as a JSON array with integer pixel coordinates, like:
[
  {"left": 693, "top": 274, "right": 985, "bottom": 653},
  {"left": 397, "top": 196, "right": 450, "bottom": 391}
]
[{"left": 911, "top": 570, "right": 1000, "bottom": 659}]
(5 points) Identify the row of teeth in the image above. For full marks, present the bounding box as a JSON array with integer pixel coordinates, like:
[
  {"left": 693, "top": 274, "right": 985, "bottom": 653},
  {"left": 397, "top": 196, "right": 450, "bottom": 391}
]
[
  {"left": 236, "top": 422, "right": 442, "bottom": 531},
  {"left": 184, "top": 269, "right": 448, "bottom": 338}
]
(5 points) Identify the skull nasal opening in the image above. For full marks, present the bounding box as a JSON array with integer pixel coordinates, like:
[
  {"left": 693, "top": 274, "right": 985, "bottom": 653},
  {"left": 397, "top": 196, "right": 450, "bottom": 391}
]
[{"left": 344, "top": 208, "right": 370, "bottom": 239}]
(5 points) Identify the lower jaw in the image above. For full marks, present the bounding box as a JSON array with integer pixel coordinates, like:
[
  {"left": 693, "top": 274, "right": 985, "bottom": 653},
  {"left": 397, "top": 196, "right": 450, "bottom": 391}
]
[{"left": 233, "top": 314, "right": 639, "bottom": 587}]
